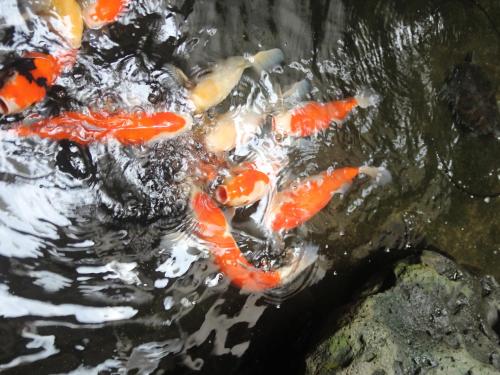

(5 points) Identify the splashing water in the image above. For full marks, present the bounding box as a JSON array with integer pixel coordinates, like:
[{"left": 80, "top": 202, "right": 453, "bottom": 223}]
[{"left": 0, "top": 0, "right": 499, "bottom": 373}]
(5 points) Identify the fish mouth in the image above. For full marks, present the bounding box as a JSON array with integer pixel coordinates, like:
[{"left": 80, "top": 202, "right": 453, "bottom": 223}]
[
  {"left": 0, "top": 99, "right": 8, "bottom": 115},
  {"left": 215, "top": 185, "right": 229, "bottom": 204},
  {"left": 0, "top": 97, "right": 19, "bottom": 116}
]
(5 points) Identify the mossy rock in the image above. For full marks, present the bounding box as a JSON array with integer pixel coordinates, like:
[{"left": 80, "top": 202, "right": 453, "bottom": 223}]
[{"left": 306, "top": 251, "right": 500, "bottom": 375}]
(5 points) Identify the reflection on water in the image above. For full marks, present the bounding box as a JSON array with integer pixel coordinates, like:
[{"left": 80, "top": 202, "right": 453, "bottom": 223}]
[{"left": 0, "top": 0, "right": 499, "bottom": 373}]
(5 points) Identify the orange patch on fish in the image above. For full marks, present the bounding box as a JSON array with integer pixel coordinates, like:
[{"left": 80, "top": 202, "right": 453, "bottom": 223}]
[
  {"left": 0, "top": 52, "right": 62, "bottom": 115},
  {"left": 191, "top": 190, "right": 281, "bottom": 291},
  {"left": 273, "top": 97, "right": 359, "bottom": 137},
  {"left": 110, "top": 112, "right": 190, "bottom": 144},
  {"left": 215, "top": 163, "right": 270, "bottom": 207},
  {"left": 82, "top": 0, "right": 128, "bottom": 29},
  {"left": 266, "top": 167, "right": 360, "bottom": 232},
  {"left": 15, "top": 111, "right": 191, "bottom": 145}
]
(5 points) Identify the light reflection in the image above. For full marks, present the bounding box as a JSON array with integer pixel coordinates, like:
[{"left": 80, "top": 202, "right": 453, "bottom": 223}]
[
  {"left": 77, "top": 261, "right": 141, "bottom": 285},
  {"left": 0, "top": 330, "right": 59, "bottom": 371},
  {"left": 0, "top": 284, "right": 137, "bottom": 323},
  {"left": 53, "top": 359, "right": 124, "bottom": 375},
  {"left": 30, "top": 270, "right": 72, "bottom": 292},
  {"left": 156, "top": 236, "right": 201, "bottom": 279}
]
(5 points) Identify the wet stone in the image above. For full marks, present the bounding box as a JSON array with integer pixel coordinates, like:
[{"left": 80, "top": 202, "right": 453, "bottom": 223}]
[{"left": 305, "top": 251, "right": 500, "bottom": 375}]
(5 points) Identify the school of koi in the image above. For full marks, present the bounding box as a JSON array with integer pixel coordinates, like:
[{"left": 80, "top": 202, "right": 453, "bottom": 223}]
[{"left": 0, "top": 0, "right": 391, "bottom": 292}]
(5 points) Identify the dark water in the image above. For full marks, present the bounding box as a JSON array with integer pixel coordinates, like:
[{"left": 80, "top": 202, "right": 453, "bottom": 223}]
[{"left": 0, "top": 0, "right": 499, "bottom": 373}]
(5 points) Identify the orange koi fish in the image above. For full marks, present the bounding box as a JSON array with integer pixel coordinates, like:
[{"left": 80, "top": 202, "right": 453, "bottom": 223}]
[
  {"left": 265, "top": 166, "right": 391, "bottom": 232},
  {"left": 15, "top": 110, "right": 192, "bottom": 145},
  {"left": 191, "top": 190, "right": 318, "bottom": 291},
  {"left": 81, "top": 0, "right": 128, "bottom": 29},
  {"left": 215, "top": 163, "right": 270, "bottom": 207},
  {"left": 191, "top": 190, "right": 284, "bottom": 291},
  {"left": 0, "top": 52, "right": 66, "bottom": 115},
  {"left": 273, "top": 92, "right": 378, "bottom": 137}
]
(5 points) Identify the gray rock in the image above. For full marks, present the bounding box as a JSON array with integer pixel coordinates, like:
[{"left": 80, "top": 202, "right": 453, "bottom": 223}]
[{"left": 306, "top": 251, "right": 500, "bottom": 375}]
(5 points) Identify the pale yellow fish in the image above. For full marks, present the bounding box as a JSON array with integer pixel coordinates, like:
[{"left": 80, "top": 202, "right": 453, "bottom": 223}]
[
  {"left": 50, "top": 0, "right": 84, "bottom": 49},
  {"left": 190, "top": 48, "right": 284, "bottom": 113},
  {"left": 204, "top": 109, "right": 262, "bottom": 153},
  {"left": 30, "top": 0, "right": 84, "bottom": 49}
]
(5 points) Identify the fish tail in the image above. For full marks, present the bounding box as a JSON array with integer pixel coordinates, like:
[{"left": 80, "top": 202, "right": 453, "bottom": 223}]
[
  {"left": 358, "top": 166, "right": 392, "bottom": 186},
  {"left": 249, "top": 48, "right": 284, "bottom": 73},
  {"left": 354, "top": 88, "right": 380, "bottom": 108},
  {"left": 280, "top": 79, "right": 312, "bottom": 106}
]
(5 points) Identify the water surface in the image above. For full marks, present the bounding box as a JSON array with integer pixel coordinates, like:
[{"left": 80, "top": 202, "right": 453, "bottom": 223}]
[{"left": 0, "top": 0, "right": 499, "bottom": 373}]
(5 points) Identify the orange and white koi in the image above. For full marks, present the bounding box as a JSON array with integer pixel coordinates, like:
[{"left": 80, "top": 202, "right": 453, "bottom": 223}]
[
  {"left": 273, "top": 92, "right": 378, "bottom": 138},
  {"left": 191, "top": 190, "right": 316, "bottom": 291},
  {"left": 81, "top": 0, "right": 128, "bottom": 29},
  {"left": 204, "top": 110, "right": 262, "bottom": 153},
  {"left": 265, "top": 166, "right": 391, "bottom": 232},
  {"left": 215, "top": 162, "right": 270, "bottom": 207},
  {"left": 191, "top": 190, "right": 281, "bottom": 291},
  {"left": 190, "top": 48, "right": 284, "bottom": 113},
  {"left": 0, "top": 52, "right": 68, "bottom": 115},
  {"left": 14, "top": 110, "right": 192, "bottom": 145}
]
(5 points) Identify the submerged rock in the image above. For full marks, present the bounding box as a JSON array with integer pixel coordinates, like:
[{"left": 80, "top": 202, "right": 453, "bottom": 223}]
[
  {"left": 441, "top": 55, "right": 500, "bottom": 136},
  {"left": 306, "top": 251, "right": 500, "bottom": 375}
]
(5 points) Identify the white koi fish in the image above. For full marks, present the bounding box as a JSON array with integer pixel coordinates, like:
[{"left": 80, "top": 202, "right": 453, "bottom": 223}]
[{"left": 190, "top": 48, "right": 284, "bottom": 113}]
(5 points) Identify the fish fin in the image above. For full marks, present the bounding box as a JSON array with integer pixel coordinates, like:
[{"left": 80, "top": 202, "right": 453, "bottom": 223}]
[
  {"left": 355, "top": 88, "right": 380, "bottom": 108},
  {"left": 162, "top": 64, "right": 193, "bottom": 88},
  {"left": 223, "top": 207, "right": 236, "bottom": 223},
  {"left": 358, "top": 166, "right": 392, "bottom": 186},
  {"left": 249, "top": 48, "right": 284, "bottom": 74},
  {"left": 281, "top": 79, "right": 312, "bottom": 107}
]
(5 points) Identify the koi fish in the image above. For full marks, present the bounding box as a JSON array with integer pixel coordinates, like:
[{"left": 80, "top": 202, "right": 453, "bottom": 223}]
[
  {"left": 265, "top": 166, "right": 391, "bottom": 232},
  {"left": 204, "top": 80, "right": 310, "bottom": 152},
  {"left": 191, "top": 190, "right": 316, "bottom": 291},
  {"left": 190, "top": 48, "right": 284, "bottom": 113},
  {"left": 0, "top": 52, "right": 65, "bottom": 115},
  {"left": 215, "top": 162, "right": 270, "bottom": 207},
  {"left": 81, "top": 0, "right": 128, "bottom": 29},
  {"left": 273, "top": 92, "right": 378, "bottom": 137},
  {"left": 15, "top": 110, "right": 192, "bottom": 145},
  {"left": 204, "top": 110, "right": 262, "bottom": 153}
]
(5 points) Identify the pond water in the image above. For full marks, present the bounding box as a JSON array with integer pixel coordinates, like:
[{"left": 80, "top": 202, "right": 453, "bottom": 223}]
[{"left": 0, "top": 0, "right": 499, "bottom": 374}]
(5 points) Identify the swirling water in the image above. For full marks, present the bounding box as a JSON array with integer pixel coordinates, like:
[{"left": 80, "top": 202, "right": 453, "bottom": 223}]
[{"left": 0, "top": 0, "right": 499, "bottom": 373}]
